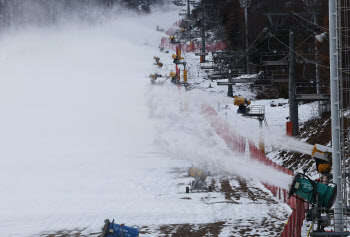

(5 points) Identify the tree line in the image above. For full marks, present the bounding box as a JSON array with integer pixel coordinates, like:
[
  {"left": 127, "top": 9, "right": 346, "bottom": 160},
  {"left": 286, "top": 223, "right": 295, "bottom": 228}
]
[{"left": 0, "top": 0, "right": 163, "bottom": 27}]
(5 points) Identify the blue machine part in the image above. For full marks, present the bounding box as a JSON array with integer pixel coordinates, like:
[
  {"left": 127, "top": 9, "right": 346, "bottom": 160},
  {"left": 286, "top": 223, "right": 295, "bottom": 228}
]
[{"left": 100, "top": 219, "right": 139, "bottom": 237}]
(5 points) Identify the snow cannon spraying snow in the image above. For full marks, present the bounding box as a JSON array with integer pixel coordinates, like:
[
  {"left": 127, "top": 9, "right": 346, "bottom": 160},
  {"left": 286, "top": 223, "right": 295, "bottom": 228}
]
[
  {"left": 149, "top": 74, "right": 162, "bottom": 80},
  {"left": 154, "top": 62, "right": 163, "bottom": 67},
  {"left": 234, "top": 97, "right": 251, "bottom": 114},
  {"left": 169, "top": 36, "right": 178, "bottom": 44},
  {"left": 169, "top": 71, "right": 179, "bottom": 84},
  {"left": 188, "top": 167, "right": 207, "bottom": 182},
  {"left": 153, "top": 57, "right": 163, "bottom": 68},
  {"left": 100, "top": 219, "right": 139, "bottom": 237},
  {"left": 234, "top": 97, "right": 250, "bottom": 106},
  {"left": 172, "top": 54, "right": 184, "bottom": 64},
  {"left": 311, "top": 144, "right": 332, "bottom": 174},
  {"left": 311, "top": 144, "right": 332, "bottom": 162},
  {"left": 186, "top": 167, "right": 212, "bottom": 193},
  {"left": 289, "top": 173, "right": 337, "bottom": 209}
]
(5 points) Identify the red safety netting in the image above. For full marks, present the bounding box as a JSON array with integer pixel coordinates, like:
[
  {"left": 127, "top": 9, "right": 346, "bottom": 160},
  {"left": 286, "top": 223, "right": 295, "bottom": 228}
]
[
  {"left": 161, "top": 37, "right": 226, "bottom": 53},
  {"left": 165, "top": 18, "right": 309, "bottom": 235},
  {"left": 201, "top": 103, "right": 307, "bottom": 237},
  {"left": 201, "top": 104, "right": 246, "bottom": 154},
  {"left": 164, "top": 20, "right": 226, "bottom": 80},
  {"left": 165, "top": 19, "right": 183, "bottom": 36},
  {"left": 161, "top": 19, "right": 226, "bottom": 53}
]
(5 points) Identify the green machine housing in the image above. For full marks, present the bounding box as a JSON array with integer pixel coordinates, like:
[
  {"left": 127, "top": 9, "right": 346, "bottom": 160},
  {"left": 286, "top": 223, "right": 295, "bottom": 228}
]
[{"left": 289, "top": 173, "right": 337, "bottom": 209}]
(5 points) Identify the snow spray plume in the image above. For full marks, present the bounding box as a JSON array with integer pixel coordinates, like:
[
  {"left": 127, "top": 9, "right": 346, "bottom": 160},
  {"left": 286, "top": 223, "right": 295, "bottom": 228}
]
[
  {"left": 267, "top": 135, "right": 314, "bottom": 155},
  {"left": 212, "top": 100, "right": 315, "bottom": 156},
  {"left": 148, "top": 87, "right": 293, "bottom": 190},
  {"left": 0, "top": 0, "right": 174, "bottom": 30},
  {"left": 0, "top": 0, "right": 108, "bottom": 28}
]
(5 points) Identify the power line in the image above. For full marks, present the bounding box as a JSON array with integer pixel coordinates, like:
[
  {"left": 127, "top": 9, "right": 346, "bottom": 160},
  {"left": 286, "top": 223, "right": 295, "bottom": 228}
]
[
  {"left": 291, "top": 14, "right": 319, "bottom": 34},
  {"left": 267, "top": 29, "right": 330, "bottom": 69},
  {"left": 290, "top": 11, "right": 329, "bottom": 32},
  {"left": 235, "top": 28, "right": 268, "bottom": 63},
  {"left": 291, "top": 12, "right": 350, "bottom": 52},
  {"left": 296, "top": 34, "right": 313, "bottom": 49}
]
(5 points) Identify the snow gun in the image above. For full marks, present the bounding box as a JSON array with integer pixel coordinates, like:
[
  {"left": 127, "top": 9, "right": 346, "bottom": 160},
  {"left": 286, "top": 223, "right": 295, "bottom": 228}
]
[
  {"left": 172, "top": 54, "right": 184, "bottom": 64},
  {"left": 154, "top": 62, "right": 163, "bottom": 67},
  {"left": 188, "top": 167, "right": 207, "bottom": 182},
  {"left": 153, "top": 56, "right": 160, "bottom": 62},
  {"left": 289, "top": 173, "right": 337, "bottom": 209},
  {"left": 311, "top": 144, "right": 332, "bottom": 174},
  {"left": 186, "top": 167, "right": 212, "bottom": 193},
  {"left": 100, "top": 219, "right": 139, "bottom": 237},
  {"left": 149, "top": 74, "right": 162, "bottom": 80},
  {"left": 234, "top": 97, "right": 251, "bottom": 114},
  {"left": 234, "top": 97, "right": 251, "bottom": 107},
  {"left": 169, "top": 36, "right": 179, "bottom": 44}
]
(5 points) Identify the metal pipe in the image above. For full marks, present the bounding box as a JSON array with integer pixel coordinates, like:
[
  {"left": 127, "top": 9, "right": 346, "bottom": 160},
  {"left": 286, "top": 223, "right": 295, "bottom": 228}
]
[
  {"left": 244, "top": 7, "right": 250, "bottom": 74},
  {"left": 186, "top": 0, "right": 191, "bottom": 32},
  {"left": 314, "top": 14, "right": 321, "bottom": 117},
  {"left": 227, "top": 74, "right": 233, "bottom": 97},
  {"left": 329, "top": 0, "right": 343, "bottom": 232},
  {"left": 201, "top": 12, "right": 205, "bottom": 62},
  {"left": 289, "top": 29, "right": 298, "bottom": 136},
  {"left": 337, "top": 0, "right": 347, "bottom": 223}
]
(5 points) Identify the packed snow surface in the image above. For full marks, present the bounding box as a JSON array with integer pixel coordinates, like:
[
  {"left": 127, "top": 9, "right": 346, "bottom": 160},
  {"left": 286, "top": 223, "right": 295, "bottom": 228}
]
[
  {"left": 0, "top": 7, "right": 181, "bottom": 236},
  {"left": 0, "top": 6, "right": 292, "bottom": 237}
]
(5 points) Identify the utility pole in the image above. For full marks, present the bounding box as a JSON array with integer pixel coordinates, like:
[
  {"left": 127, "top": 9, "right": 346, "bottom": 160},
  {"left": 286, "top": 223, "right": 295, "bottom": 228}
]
[
  {"left": 239, "top": 0, "right": 251, "bottom": 74},
  {"left": 228, "top": 74, "right": 233, "bottom": 97},
  {"left": 49, "top": 0, "right": 55, "bottom": 24},
  {"left": 329, "top": 0, "right": 343, "bottom": 232},
  {"left": 186, "top": 0, "right": 191, "bottom": 32},
  {"left": 314, "top": 14, "right": 322, "bottom": 117},
  {"left": 289, "top": 27, "right": 298, "bottom": 136},
  {"left": 201, "top": 12, "right": 206, "bottom": 62}
]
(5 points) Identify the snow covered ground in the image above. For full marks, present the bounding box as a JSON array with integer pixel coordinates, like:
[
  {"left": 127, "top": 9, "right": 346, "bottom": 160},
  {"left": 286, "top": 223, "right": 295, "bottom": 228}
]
[
  {"left": 0, "top": 5, "right": 298, "bottom": 237},
  {"left": 0, "top": 6, "right": 184, "bottom": 236}
]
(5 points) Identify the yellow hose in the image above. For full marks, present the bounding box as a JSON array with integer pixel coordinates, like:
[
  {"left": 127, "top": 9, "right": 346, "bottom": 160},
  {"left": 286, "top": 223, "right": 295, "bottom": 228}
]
[{"left": 307, "top": 221, "right": 315, "bottom": 237}]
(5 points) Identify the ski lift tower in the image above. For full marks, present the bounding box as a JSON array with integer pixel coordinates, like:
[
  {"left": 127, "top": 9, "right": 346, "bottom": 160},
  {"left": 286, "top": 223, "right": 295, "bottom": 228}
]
[
  {"left": 239, "top": 0, "right": 251, "bottom": 74},
  {"left": 327, "top": 0, "right": 350, "bottom": 234},
  {"left": 185, "top": 0, "right": 195, "bottom": 32}
]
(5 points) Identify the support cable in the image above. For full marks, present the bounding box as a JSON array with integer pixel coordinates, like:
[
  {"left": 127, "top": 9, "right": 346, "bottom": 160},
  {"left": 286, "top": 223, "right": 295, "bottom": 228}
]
[
  {"left": 235, "top": 28, "right": 268, "bottom": 64},
  {"left": 290, "top": 11, "right": 329, "bottom": 32},
  {"left": 267, "top": 29, "right": 330, "bottom": 69}
]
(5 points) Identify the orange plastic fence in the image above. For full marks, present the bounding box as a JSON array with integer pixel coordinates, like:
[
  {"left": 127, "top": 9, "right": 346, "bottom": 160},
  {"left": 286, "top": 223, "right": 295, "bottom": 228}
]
[{"left": 201, "top": 103, "right": 307, "bottom": 237}]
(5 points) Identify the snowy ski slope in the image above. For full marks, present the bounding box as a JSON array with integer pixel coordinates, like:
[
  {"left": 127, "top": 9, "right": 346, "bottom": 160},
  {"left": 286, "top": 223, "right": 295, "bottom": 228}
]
[{"left": 0, "top": 6, "right": 293, "bottom": 237}]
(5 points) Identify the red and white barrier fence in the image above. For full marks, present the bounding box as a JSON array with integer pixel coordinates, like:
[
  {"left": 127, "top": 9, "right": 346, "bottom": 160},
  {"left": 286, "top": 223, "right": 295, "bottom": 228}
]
[
  {"left": 165, "top": 19, "right": 183, "bottom": 36},
  {"left": 201, "top": 104, "right": 246, "bottom": 154},
  {"left": 163, "top": 19, "right": 226, "bottom": 80},
  {"left": 201, "top": 103, "right": 307, "bottom": 237},
  {"left": 160, "top": 37, "right": 226, "bottom": 53},
  {"left": 161, "top": 19, "right": 226, "bottom": 53}
]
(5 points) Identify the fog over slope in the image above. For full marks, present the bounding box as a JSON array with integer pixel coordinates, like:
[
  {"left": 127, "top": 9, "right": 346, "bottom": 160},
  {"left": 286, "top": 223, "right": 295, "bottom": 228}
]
[
  {"left": 0, "top": 3, "right": 293, "bottom": 237},
  {"left": 0, "top": 4, "right": 182, "bottom": 237},
  {"left": 0, "top": 0, "right": 165, "bottom": 29}
]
